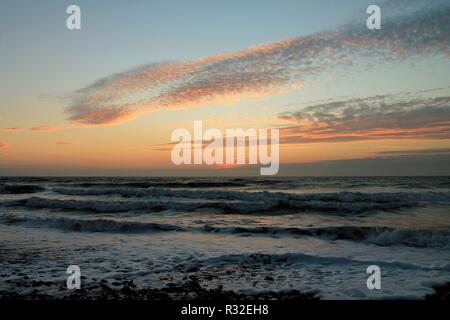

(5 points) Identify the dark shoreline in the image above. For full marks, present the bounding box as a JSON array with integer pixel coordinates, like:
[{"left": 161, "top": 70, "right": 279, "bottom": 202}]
[
  {"left": 1, "top": 280, "right": 449, "bottom": 301},
  {"left": 0, "top": 278, "right": 317, "bottom": 300},
  {"left": 424, "top": 282, "right": 450, "bottom": 301}
]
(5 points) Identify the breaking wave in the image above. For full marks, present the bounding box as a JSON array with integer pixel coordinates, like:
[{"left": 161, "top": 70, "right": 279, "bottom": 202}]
[
  {"left": 1, "top": 194, "right": 433, "bottom": 214},
  {"left": 203, "top": 225, "right": 450, "bottom": 248},
  {"left": 195, "top": 252, "right": 450, "bottom": 272},
  {"left": 2, "top": 210, "right": 448, "bottom": 248},
  {"left": 3, "top": 215, "right": 183, "bottom": 233},
  {"left": 7, "top": 187, "right": 450, "bottom": 214},
  {"left": 52, "top": 186, "right": 450, "bottom": 203},
  {"left": 4, "top": 197, "right": 184, "bottom": 213}
]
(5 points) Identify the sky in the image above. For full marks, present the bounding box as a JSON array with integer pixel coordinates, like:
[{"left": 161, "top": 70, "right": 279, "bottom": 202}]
[{"left": 0, "top": 0, "right": 449, "bottom": 176}]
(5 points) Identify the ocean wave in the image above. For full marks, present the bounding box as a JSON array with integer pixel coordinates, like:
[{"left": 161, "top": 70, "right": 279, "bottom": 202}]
[
  {"left": 196, "top": 252, "right": 449, "bottom": 272},
  {"left": 0, "top": 184, "right": 45, "bottom": 194},
  {"left": 202, "top": 225, "right": 450, "bottom": 248},
  {"left": 52, "top": 186, "right": 450, "bottom": 203},
  {"left": 4, "top": 189, "right": 450, "bottom": 214},
  {"left": 1, "top": 194, "right": 427, "bottom": 214},
  {"left": 66, "top": 180, "right": 250, "bottom": 189},
  {"left": 1, "top": 196, "right": 273, "bottom": 214},
  {"left": 3, "top": 215, "right": 183, "bottom": 233},
  {"left": 3, "top": 197, "right": 198, "bottom": 213},
  {"left": 49, "top": 187, "right": 450, "bottom": 213},
  {"left": 3, "top": 205, "right": 447, "bottom": 247}
]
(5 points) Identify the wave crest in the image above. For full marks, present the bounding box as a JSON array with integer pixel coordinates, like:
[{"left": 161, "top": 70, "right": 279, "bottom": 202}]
[
  {"left": 203, "top": 225, "right": 450, "bottom": 248},
  {"left": 4, "top": 215, "right": 183, "bottom": 233}
]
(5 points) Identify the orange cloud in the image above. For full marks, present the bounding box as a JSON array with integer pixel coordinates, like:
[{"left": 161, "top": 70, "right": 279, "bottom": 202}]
[
  {"left": 0, "top": 127, "right": 22, "bottom": 132},
  {"left": 56, "top": 141, "right": 75, "bottom": 145},
  {"left": 278, "top": 90, "right": 450, "bottom": 144},
  {"left": 66, "top": 1, "right": 450, "bottom": 126},
  {"left": 29, "top": 125, "right": 67, "bottom": 132},
  {"left": 215, "top": 163, "right": 242, "bottom": 169}
]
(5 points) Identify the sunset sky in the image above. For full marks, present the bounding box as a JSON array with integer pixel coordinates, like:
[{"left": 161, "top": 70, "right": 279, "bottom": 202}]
[{"left": 1, "top": 0, "right": 449, "bottom": 176}]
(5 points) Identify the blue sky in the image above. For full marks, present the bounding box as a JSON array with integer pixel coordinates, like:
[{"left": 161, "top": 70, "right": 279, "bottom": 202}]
[{"left": 0, "top": 0, "right": 367, "bottom": 95}]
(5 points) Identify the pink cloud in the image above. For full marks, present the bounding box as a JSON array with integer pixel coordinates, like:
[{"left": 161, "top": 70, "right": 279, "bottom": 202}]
[
  {"left": 66, "top": 1, "right": 450, "bottom": 126},
  {"left": 278, "top": 90, "right": 450, "bottom": 143}
]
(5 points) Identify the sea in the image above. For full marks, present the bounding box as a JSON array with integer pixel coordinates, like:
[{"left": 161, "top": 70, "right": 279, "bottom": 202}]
[{"left": 0, "top": 176, "right": 449, "bottom": 299}]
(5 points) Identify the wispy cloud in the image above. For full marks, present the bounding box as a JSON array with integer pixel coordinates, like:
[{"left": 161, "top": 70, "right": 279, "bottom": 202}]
[
  {"left": 56, "top": 141, "right": 75, "bottom": 145},
  {"left": 0, "top": 127, "right": 22, "bottom": 132},
  {"left": 278, "top": 89, "right": 450, "bottom": 143},
  {"left": 29, "top": 125, "right": 66, "bottom": 132},
  {"left": 66, "top": 0, "right": 450, "bottom": 126}
]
